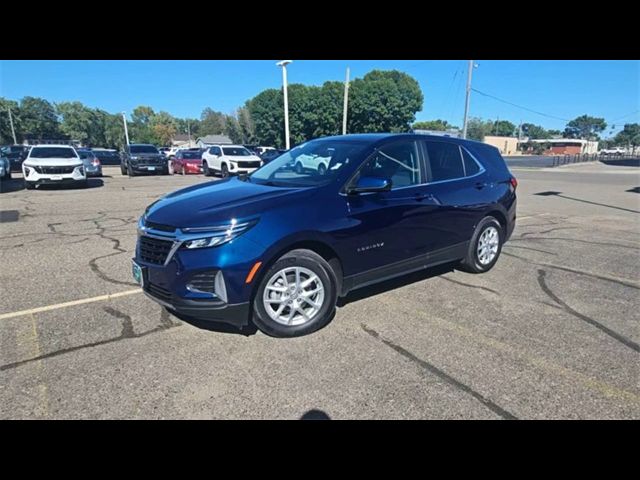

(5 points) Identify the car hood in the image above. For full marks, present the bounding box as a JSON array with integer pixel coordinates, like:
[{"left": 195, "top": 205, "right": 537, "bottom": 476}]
[
  {"left": 24, "top": 157, "right": 83, "bottom": 167},
  {"left": 144, "top": 177, "right": 315, "bottom": 229}
]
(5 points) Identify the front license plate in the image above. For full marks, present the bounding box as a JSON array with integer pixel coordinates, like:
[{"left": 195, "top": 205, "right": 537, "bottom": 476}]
[
  {"left": 51, "top": 175, "right": 63, "bottom": 181},
  {"left": 132, "top": 260, "right": 144, "bottom": 287},
  {"left": 147, "top": 166, "right": 156, "bottom": 171}
]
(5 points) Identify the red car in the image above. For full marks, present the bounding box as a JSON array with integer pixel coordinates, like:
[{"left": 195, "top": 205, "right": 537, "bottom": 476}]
[{"left": 172, "top": 149, "right": 203, "bottom": 175}]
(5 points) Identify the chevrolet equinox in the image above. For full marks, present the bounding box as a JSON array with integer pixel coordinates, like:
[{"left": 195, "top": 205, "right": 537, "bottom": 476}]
[{"left": 133, "top": 134, "right": 517, "bottom": 337}]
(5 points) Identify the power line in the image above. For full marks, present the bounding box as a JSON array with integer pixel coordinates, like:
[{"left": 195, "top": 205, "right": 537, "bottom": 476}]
[
  {"left": 610, "top": 110, "right": 639, "bottom": 122},
  {"left": 471, "top": 88, "right": 570, "bottom": 122}
]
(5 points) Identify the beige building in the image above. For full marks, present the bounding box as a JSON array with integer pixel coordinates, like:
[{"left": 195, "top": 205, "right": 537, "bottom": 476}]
[{"left": 483, "top": 136, "right": 519, "bottom": 155}]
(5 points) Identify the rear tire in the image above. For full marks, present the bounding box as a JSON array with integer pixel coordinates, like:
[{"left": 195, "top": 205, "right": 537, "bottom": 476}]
[
  {"left": 252, "top": 249, "right": 337, "bottom": 338},
  {"left": 459, "top": 216, "right": 503, "bottom": 273}
]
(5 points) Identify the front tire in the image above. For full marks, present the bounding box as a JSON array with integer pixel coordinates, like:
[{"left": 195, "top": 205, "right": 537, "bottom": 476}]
[
  {"left": 120, "top": 163, "right": 127, "bottom": 175},
  {"left": 317, "top": 163, "right": 327, "bottom": 176},
  {"left": 203, "top": 161, "right": 211, "bottom": 177},
  {"left": 295, "top": 162, "right": 303, "bottom": 174},
  {"left": 221, "top": 163, "right": 229, "bottom": 178},
  {"left": 459, "top": 216, "right": 503, "bottom": 273},
  {"left": 25, "top": 181, "right": 36, "bottom": 190},
  {"left": 252, "top": 249, "right": 337, "bottom": 338},
  {"left": 127, "top": 163, "right": 136, "bottom": 177}
]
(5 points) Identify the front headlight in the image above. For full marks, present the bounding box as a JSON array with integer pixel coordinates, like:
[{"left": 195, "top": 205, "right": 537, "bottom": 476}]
[
  {"left": 182, "top": 218, "right": 258, "bottom": 250},
  {"left": 130, "top": 156, "right": 139, "bottom": 161}
]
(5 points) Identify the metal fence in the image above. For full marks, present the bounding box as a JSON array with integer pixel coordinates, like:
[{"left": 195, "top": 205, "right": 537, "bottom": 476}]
[{"left": 552, "top": 153, "right": 640, "bottom": 167}]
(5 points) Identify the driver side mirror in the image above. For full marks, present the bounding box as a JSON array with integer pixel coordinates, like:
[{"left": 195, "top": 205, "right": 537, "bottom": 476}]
[{"left": 347, "top": 176, "right": 392, "bottom": 195}]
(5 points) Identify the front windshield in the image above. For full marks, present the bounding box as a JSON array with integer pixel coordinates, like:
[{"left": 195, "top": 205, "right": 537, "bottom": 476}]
[
  {"left": 29, "top": 147, "right": 78, "bottom": 158},
  {"left": 249, "top": 139, "right": 367, "bottom": 187},
  {"left": 222, "top": 147, "right": 251, "bottom": 156}
]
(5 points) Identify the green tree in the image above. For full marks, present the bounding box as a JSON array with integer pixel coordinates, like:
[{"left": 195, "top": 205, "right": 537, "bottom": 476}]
[
  {"left": 521, "top": 123, "right": 548, "bottom": 139},
  {"left": 466, "top": 117, "right": 494, "bottom": 141},
  {"left": 199, "top": 108, "right": 226, "bottom": 136},
  {"left": 491, "top": 120, "right": 516, "bottom": 137},
  {"left": 564, "top": 115, "right": 607, "bottom": 140},
  {"left": 129, "top": 105, "right": 157, "bottom": 144},
  {"left": 613, "top": 123, "right": 640, "bottom": 151},
  {"left": 237, "top": 106, "right": 256, "bottom": 144},
  {"left": 247, "top": 89, "right": 284, "bottom": 148},
  {"left": 150, "top": 111, "right": 177, "bottom": 146},
  {"left": 348, "top": 70, "right": 423, "bottom": 134},
  {"left": 19, "top": 96, "right": 60, "bottom": 139},
  {"left": 546, "top": 129, "right": 562, "bottom": 138},
  {"left": 0, "top": 97, "right": 21, "bottom": 143},
  {"left": 57, "top": 101, "right": 105, "bottom": 146},
  {"left": 412, "top": 119, "right": 456, "bottom": 131}
]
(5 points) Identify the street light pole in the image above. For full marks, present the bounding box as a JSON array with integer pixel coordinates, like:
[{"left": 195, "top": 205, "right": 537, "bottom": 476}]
[
  {"left": 462, "top": 60, "right": 474, "bottom": 139},
  {"left": 342, "top": 66, "right": 350, "bottom": 135},
  {"left": 276, "top": 60, "right": 293, "bottom": 150},
  {"left": 187, "top": 121, "right": 191, "bottom": 147},
  {"left": 7, "top": 107, "right": 17, "bottom": 144},
  {"left": 122, "top": 112, "right": 130, "bottom": 147}
]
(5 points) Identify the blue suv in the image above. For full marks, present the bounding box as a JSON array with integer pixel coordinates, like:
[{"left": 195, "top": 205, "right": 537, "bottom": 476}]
[{"left": 133, "top": 134, "right": 517, "bottom": 337}]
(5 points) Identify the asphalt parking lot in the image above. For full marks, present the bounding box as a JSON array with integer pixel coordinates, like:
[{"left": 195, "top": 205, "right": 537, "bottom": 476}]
[{"left": 1, "top": 162, "right": 639, "bottom": 419}]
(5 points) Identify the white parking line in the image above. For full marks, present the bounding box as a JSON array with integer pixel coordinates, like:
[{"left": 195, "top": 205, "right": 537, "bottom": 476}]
[{"left": 0, "top": 289, "right": 142, "bottom": 321}]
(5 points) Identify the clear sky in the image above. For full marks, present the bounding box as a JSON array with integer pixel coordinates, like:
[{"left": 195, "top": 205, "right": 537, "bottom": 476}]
[{"left": 1, "top": 60, "right": 638, "bottom": 136}]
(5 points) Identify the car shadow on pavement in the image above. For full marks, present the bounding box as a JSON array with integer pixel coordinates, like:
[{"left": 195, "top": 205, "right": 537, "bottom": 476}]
[
  {"left": 337, "top": 262, "right": 457, "bottom": 307},
  {"left": 0, "top": 178, "right": 26, "bottom": 193},
  {"left": 34, "top": 179, "right": 105, "bottom": 190},
  {"left": 168, "top": 309, "right": 259, "bottom": 337}
]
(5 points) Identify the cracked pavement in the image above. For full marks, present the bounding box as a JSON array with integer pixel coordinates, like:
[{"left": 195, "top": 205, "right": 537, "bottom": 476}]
[{"left": 0, "top": 163, "right": 639, "bottom": 419}]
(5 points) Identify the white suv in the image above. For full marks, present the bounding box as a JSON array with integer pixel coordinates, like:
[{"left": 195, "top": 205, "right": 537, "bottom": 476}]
[
  {"left": 201, "top": 145, "right": 263, "bottom": 177},
  {"left": 23, "top": 145, "right": 87, "bottom": 189}
]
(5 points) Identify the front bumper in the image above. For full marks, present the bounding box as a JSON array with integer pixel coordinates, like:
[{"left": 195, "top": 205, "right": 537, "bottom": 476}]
[
  {"left": 143, "top": 286, "right": 250, "bottom": 327},
  {"left": 228, "top": 164, "right": 260, "bottom": 175},
  {"left": 23, "top": 165, "right": 86, "bottom": 185},
  {"left": 130, "top": 164, "right": 167, "bottom": 173}
]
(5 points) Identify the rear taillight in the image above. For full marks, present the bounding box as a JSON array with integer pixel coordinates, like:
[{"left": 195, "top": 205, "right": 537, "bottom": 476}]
[
  {"left": 92, "top": 159, "right": 101, "bottom": 167},
  {"left": 510, "top": 177, "right": 518, "bottom": 189}
]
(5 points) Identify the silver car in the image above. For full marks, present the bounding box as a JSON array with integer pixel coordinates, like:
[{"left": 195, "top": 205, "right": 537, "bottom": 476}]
[{"left": 77, "top": 149, "right": 103, "bottom": 177}]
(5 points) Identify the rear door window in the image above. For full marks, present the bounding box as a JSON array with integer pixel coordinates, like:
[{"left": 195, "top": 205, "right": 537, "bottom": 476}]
[{"left": 423, "top": 141, "right": 465, "bottom": 182}]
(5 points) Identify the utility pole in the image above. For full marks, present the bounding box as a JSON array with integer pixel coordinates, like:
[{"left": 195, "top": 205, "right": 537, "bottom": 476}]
[
  {"left": 7, "top": 107, "right": 17, "bottom": 144},
  {"left": 187, "top": 121, "right": 191, "bottom": 147},
  {"left": 276, "top": 60, "right": 293, "bottom": 150},
  {"left": 518, "top": 120, "right": 523, "bottom": 141},
  {"left": 342, "top": 66, "right": 350, "bottom": 135},
  {"left": 462, "top": 60, "right": 474, "bottom": 139},
  {"left": 122, "top": 112, "right": 130, "bottom": 147}
]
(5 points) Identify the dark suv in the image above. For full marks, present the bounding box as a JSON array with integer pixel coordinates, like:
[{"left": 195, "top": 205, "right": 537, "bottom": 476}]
[
  {"left": 133, "top": 133, "right": 517, "bottom": 337},
  {"left": 121, "top": 144, "right": 168, "bottom": 176},
  {"left": 1, "top": 145, "right": 31, "bottom": 172}
]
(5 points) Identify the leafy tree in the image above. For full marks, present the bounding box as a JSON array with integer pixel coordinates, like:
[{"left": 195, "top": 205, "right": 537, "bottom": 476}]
[
  {"left": 613, "top": 123, "right": 640, "bottom": 150},
  {"left": 237, "top": 106, "right": 256, "bottom": 144},
  {"left": 546, "top": 129, "right": 562, "bottom": 138},
  {"left": 466, "top": 118, "right": 494, "bottom": 141},
  {"left": 150, "top": 111, "right": 177, "bottom": 146},
  {"left": 19, "top": 96, "right": 60, "bottom": 139},
  {"left": 247, "top": 89, "right": 284, "bottom": 148},
  {"left": 57, "top": 101, "right": 103, "bottom": 146},
  {"left": 348, "top": 70, "right": 423, "bottom": 134},
  {"left": 491, "top": 120, "right": 516, "bottom": 137},
  {"left": 521, "top": 123, "right": 548, "bottom": 139},
  {"left": 564, "top": 115, "right": 607, "bottom": 140},
  {"left": 129, "top": 105, "right": 157, "bottom": 144},
  {"left": 199, "top": 108, "right": 226, "bottom": 136},
  {"left": 0, "top": 97, "right": 21, "bottom": 143},
  {"left": 223, "top": 115, "right": 243, "bottom": 144},
  {"left": 413, "top": 119, "right": 456, "bottom": 131}
]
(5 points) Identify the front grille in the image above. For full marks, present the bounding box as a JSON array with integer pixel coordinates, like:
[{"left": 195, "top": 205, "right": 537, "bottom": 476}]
[
  {"left": 187, "top": 271, "right": 217, "bottom": 294},
  {"left": 146, "top": 282, "right": 172, "bottom": 302},
  {"left": 34, "top": 165, "right": 76, "bottom": 174},
  {"left": 238, "top": 161, "right": 261, "bottom": 168},
  {"left": 139, "top": 236, "right": 174, "bottom": 265},
  {"left": 144, "top": 220, "right": 176, "bottom": 233}
]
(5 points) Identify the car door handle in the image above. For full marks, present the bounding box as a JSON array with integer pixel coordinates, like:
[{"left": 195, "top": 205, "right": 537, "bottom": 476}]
[{"left": 474, "top": 182, "right": 489, "bottom": 190}]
